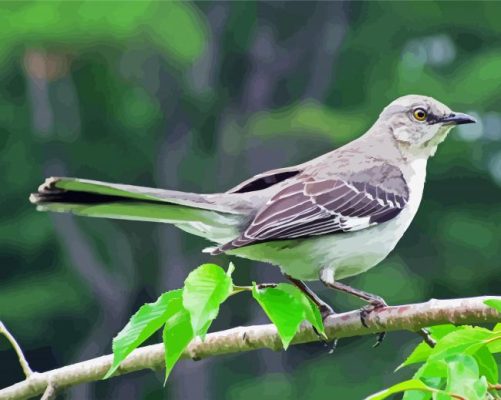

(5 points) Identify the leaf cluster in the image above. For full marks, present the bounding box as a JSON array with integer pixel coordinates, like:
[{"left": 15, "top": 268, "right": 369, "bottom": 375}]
[
  {"left": 367, "top": 300, "right": 501, "bottom": 400},
  {"left": 104, "top": 263, "right": 325, "bottom": 381}
]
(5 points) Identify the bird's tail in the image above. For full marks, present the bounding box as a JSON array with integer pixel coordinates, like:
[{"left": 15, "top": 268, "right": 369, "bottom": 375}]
[{"left": 30, "top": 177, "right": 247, "bottom": 243}]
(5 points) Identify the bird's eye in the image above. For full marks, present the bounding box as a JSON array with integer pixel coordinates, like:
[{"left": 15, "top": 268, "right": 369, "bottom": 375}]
[{"left": 413, "top": 108, "right": 427, "bottom": 121}]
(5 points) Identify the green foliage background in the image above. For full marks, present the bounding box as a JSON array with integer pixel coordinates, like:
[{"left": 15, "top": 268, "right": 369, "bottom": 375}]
[{"left": 1, "top": 1, "right": 500, "bottom": 398}]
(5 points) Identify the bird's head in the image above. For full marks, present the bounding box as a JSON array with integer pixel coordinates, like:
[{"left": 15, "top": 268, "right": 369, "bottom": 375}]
[{"left": 379, "top": 94, "right": 476, "bottom": 158}]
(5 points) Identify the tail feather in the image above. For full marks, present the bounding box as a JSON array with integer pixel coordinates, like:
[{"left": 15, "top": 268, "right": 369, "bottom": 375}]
[{"left": 30, "top": 177, "right": 246, "bottom": 243}]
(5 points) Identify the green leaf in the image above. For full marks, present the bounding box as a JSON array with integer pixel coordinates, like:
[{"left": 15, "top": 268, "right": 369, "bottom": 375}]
[
  {"left": 252, "top": 283, "right": 308, "bottom": 349},
  {"left": 409, "top": 359, "right": 448, "bottom": 399},
  {"left": 402, "top": 389, "right": 431, "bottom": 400},
  {"left": 163, "top": 296, "right": 194, "bottom": 381},
  {"left": 398, "top": 325, "right": 460, "bottom": 370},
  {"left": 428, "top": 324, "right": 463, "bottom": 340},
  {"left": 415, "top": 359, "right": 449, "bottom": 381},
  {"left": 365, "top": 379, "right": 439, "bottom": 400},
  {"left": 429, "top": 327, "right": 492, "bottom": 362},
  {"left": 444, "top": 354, "right": 488, "bottom": 400},
  {"left": 398, "top": 342, "right": 433, "bottom": 370},
  {"left": 467, "top": 344, "right": 498, "bottom": 384},
  {"left": 104, "top": 289, "right": 182, "bottom": 379},
  {"left": 278, "top": 284, "right": 326, "bottom": 338},
  {"left": 403, "top": 362, "right": 445, "bottom": 400},
  {"left": 182, "top": 264, "right": 233, "bottom": 337},
  {"left": 485, "top": 299, "right": 501, "bottom": 313}
]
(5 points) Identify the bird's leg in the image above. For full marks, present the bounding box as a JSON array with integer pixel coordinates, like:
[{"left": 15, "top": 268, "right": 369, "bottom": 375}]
[
  {"left": 319, "top": 269, "right": 435, "bottom": 348},
  {"left": 319, "top": 269, "right": 387, "bottom": 346},
  {"left": 284, "top": 274, "right": 335, "bottom": 320},
  {"left": 285, "top": 274, "right": 336, "bottom": 348}
]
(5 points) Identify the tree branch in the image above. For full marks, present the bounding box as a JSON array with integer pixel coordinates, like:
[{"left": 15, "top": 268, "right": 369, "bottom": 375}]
[
  {"left": 1, "top": 296, "right": 499, "bottom": 400},
  {"left": 0, "top": 322, "right": 33, "bottom": 379}
]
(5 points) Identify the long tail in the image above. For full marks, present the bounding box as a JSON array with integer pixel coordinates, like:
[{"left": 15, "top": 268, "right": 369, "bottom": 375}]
[{"left": 30, "top": 177, "right": 248, "bottom": 243}]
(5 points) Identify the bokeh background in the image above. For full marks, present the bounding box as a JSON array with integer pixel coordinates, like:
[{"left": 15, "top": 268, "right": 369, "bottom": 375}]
[{"left": 1, "top": 1, "right": 501, "bottom": 399}]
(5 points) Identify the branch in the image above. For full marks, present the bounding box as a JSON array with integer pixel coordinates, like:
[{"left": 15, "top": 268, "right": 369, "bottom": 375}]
[
  {"left": 0, "top": 322, "right": 33, "bottom": 378},
  {"left": 1, "top": 296, "right": 499, "bottom": 400}
]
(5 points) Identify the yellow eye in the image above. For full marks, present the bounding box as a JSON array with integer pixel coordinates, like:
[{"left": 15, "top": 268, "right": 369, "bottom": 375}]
[{"left": 413, "top": 108, "right": 427, "bottom": 121}]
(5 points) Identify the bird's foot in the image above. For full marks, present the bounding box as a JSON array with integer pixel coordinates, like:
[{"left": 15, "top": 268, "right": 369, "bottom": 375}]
[
  {"left": 359, "top": 298, "right": 388, "bottom": 347},
  {"left": 319, "top": 303, "right": 336, "bottom": 321},
  {"left": 359, "top": 297, "right": 388, "bottom": 327}
]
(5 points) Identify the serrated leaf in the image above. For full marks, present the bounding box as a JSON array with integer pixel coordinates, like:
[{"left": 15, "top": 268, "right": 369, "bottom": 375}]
[
  {"left": 252, "top": 283, "right": 306, "bottom": 349},
  {"left": 104, "top": 289, "right": 182, "bottom": 379},
  {"left": 163, "top": 297, "right": 194, "bottom": 381},
  {"left": 183, "top": 264, "right": 233, "bottom": 337},
  {"left": 444, "top": 354, "right": 487, "bottom": 400},
  {"left": 484, "top": 299, "right": 501, "bottom": 313},
  {"left": 365, "top": 379, "right": 439, "bottom": 400}
]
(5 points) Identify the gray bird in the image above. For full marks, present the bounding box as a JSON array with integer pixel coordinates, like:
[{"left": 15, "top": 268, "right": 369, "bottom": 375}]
[{"left": 30, "top": 94, "right": 476, "bottom": 325}]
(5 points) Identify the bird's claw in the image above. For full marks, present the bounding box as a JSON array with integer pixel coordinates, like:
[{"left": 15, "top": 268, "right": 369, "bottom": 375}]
[
  {"left": 319, "top": 304, "right": 336, "bottom": 321},
  {"left": 359, "top": 298, "right": 388, "bottom": 347}
]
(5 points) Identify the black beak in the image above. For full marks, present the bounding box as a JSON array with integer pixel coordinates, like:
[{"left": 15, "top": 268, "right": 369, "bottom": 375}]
[{"left": 440, "top": 112, "right": 477, "bottom": 125}]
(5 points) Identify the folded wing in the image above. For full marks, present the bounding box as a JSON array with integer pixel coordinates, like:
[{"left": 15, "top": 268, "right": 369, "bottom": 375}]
[{"left": 213, "top": 170, "right": 409, "bottom": 253}]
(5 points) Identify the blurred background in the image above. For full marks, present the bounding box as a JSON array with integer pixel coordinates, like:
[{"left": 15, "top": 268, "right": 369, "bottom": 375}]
[{"left": 1, "top": 1, "right": 501, "bottom": 399}]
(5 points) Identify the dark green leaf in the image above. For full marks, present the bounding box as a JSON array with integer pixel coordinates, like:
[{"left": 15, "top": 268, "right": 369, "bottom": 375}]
[
  {"left": 183, "top": 264, "right": 233, "bottom": 337},
  {"left": 104, "top": 289, "right": 182, "bottom": 379},
  {"left": 163, "top": 296, "right": 194, "bottom": 381}
]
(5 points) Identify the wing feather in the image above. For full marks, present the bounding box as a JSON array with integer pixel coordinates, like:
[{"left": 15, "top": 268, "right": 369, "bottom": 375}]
[{"left": 213, "top": 167, "right": 409, "bottom": 254}]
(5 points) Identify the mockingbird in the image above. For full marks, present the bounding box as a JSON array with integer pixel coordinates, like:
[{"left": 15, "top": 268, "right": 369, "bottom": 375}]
[{"left": 30, "top": 94, "right": 476, "bottom": 327}]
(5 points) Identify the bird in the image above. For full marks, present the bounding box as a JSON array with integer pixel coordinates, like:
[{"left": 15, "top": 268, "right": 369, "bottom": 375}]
[{"left": 30, "top": 94, "right": 476, "bottom": 327}]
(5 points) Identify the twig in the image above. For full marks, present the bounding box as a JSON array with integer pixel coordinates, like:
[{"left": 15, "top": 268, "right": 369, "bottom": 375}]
[
  {"left": 40, "top": 382, "right": 56, "bottom": 400},
  {"left": 417, "top": 327, "right": 437, "bottom": 348},
  {"left": 0, "top": 321, "right": 33, "bottom": 378},
  {"left": 0, "top": 296, "right": 499, "bottom": 400}
]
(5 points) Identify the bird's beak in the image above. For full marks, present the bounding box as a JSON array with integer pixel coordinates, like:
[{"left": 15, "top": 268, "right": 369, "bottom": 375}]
[{"left": 440, "top": 112, "right": 477, "bottom": 125}]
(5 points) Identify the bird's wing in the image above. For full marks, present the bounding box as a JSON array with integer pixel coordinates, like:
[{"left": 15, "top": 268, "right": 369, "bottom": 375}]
[
  {"left": 226, "top": 166, "right": 302, "bottom": 194},
  {"left": 214, "top": 168, "right": 409, "bottom": 253}
]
